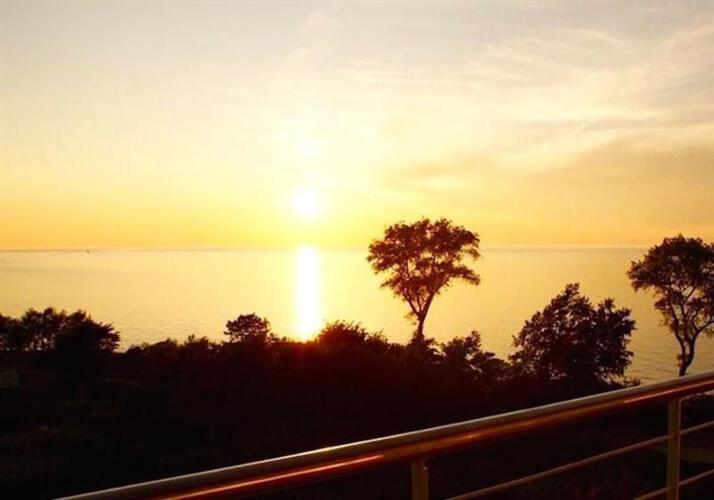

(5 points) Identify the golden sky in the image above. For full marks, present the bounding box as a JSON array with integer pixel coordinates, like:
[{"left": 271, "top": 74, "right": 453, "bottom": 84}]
[{"left": 1, "top": 1, "right": 713, "bottom": 249}]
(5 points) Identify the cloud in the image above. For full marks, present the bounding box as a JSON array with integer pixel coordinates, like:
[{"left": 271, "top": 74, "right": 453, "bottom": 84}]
[
  {"left": 521, "top": 136, "right": 714, "bottom": 239},
  {"left": 377, "top": 133, "right": 714, "bottom": 244},
  {"left": 380, "top": 153, "right": 506, "bottom": 194}
]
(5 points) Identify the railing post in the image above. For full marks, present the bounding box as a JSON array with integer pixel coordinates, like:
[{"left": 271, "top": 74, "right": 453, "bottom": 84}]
[
  {"left": 411, "top": 460, "right": 429, "bottom": 500},
  {"left": 666, "top": 398, "right": 681, "bottom": 500}
]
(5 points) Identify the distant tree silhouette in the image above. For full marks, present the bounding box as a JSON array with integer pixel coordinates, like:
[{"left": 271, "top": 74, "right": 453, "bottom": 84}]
[
  {"left": 224, "top": 313, "right": 275, "bottom": 344},
  {"left": 55, "top": 311, "right": 119, "bottom": 352},
  {"left": 315, "top": 320, "right": 387, "bottom": 349},
  {"left": 311, "top": 321, "right": 394, "bottom": 395},
  {"left": 629, "top": 235, "right": 714, "bottom": 376},
  {"left": 441, "top": 330, "right": 506, "bottom": 381},
  {"left": 367, "top": 218, "right": 480, "bottom": 344},
  {"left": 0, "top": 308, "right": 118, "bottom": 360},
  {"left": 0, "top": 307, "right": 66, "bottom": 351},
  {"left": 0, "top": 308, "right": 120, "bottom": 396},
  {"left": 0, "top": 313, "right": 20, "bottom": 350},
  {"left": 53, "top": 311, "right": 119, "bottom": 395},
  {"left": 511, "top": 284, "right": 634, "bottom": 388},
  {"left": 20, "top": 307, "right": 68, "bottom": 350}
]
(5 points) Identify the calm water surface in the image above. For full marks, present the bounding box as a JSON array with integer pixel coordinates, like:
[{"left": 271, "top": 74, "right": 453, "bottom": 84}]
[{"left": 2, "top": 248, "right": 713, "bottom": 382}]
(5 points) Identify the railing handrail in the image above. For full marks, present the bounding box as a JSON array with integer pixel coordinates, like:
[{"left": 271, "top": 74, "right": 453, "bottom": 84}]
[{"left": 62, "top": 370, "right": 714, "bottom": 500}]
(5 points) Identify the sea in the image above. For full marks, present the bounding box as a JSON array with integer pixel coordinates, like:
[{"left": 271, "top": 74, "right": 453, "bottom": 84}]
[{"left": 2, "top": 247, "right": 713, "bottom": 382}]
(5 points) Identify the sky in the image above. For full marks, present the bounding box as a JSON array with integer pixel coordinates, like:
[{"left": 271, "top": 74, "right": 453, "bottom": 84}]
[{"left": 1, "top": 0, "right": 713, "bottom": 249}]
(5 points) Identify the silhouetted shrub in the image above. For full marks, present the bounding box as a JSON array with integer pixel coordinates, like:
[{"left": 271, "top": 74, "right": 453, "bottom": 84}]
[
  {"left": 224, "top": 313, "right": 275, "bottom": 344},
  {"left": 441, "top": 330, "right": 507, "bottom": 382},
  {"left": 0, "top": 313, "right": 20, "bottom": 351},
  {"left": 52, "top": 311, "right": 119, "bottom": 394},
  {"left": 314, "top": 320, "right": 387, "bottom": 351},
  {"left": 510, "top": 283, "right": 634, "bottom": 390}
]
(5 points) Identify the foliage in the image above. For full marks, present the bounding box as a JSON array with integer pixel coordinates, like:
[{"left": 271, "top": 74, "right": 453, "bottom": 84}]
[
  {"left": 224, "top": 313, "right": 275, "bottom": 344},
  {"left": 1, "top": 307, "right": 65, "bottom": 351},
  {"left": 314, "top": 321, "right": 387, "bottom": 350},
  {"left": 0, "top": 308, "right": 118, "bottom": 355},
  {"left": 510, "top": 284, "right": 634, "bottom": 388},
  {"left": 54, "top": 311, "right": 120, "bottom": 353},
  {"left": 0, "top": 313, "right": 20, "bottom": 350},
  {"left": 628, "top": 235, "right": 714, "bottom": 376},
  {"left": 0, "top": 308, "right": 119, "bottom": 398},
  {"left": 367, "top": 218, "right": 480, "bottom": 342},
  {"left": 441, "top": 330, "right": 507, "bottom": 381},
  {"left": 1, "top": 304, "right": 647, "bottom": 498}
]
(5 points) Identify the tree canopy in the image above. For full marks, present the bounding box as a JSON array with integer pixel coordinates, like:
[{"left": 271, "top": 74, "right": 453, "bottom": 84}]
[
  {"left": 367, "top": 218, "right": 480, "bottom": 343},
  {"left": 441, "top": 330, "right": 506, "bottom": 381},
  {"left": 628, "top": 235, "right": 714, "bottom": 376},
  {"left": 224, "top": 313, "right": 275, "bottom": 344},
  {"left": 315, "top": 320, "right": 387, "bottom": 350},
  {"left": 510, "top": 284, "right": 634, "bottom": 388},
  {"left": 0, "top": 307, "right": 118, "bottom": 354}
]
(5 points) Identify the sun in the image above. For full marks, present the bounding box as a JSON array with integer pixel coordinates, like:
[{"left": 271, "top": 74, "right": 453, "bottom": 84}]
[{"left": 291, "top": 189, "right": 320, "bottom": 219}]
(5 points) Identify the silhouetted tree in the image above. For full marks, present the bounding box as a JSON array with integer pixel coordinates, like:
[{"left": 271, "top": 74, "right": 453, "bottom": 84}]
[
  {"left": 54, "top": 311, "right": 120, "bottom": 394},
  {"left": 0, "top": 307, "right": 66, "bottom": 351},
  {"left": 367, "top": 218, "right": 480, "bottom": 344},
  {"left": 628, "top": 235, "right": 714, "bottom": 376},
  {"left": 511, "top": 284, "right": 634, "bottom": 388},
  {"left": 125, "top": 338, "right": 181, "bottom": 383},
  {"left": 224, "top": 313, "right": 275, "bottom": 344},
  {"left": 311, "top": 321, "right": 393, "bottom": 398},
  {"left": 19, "top": 307, "right": 67, "bottom": 350},
  {"left": 56, "top": 311, "right": 119, "bottom": 351},
  {"left": 0, "top": 313, "right": 20, "bottom": 350},
  {"left": 1, "top": 308, "right": 119, "bottom": 360},
  {"left": 315, "top": 320, "right": 387, "bottom": 350},
  {"left": 441, "top": 330, "right": 506, "bottom": 381}
]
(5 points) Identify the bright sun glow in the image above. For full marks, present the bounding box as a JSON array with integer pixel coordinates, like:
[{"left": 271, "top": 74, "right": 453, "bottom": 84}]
[{"left": 291, "top": 189, "right": 320, "bottom": 219}]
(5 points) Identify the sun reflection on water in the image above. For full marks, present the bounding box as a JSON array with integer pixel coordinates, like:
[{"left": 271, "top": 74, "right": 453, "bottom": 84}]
[{"left": 295, "top": 245, "right": 322, "bottom": 340}]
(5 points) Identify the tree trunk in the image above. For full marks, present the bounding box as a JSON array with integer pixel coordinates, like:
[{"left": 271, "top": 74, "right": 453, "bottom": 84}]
[
  {"left": 413, "top": 315, "right": 426, "bottom": 344},
  {"left": 679, "top": 341, "right": 696, "bottom": 377},
  {"left": 412, "top": 296, "right": 435, "bottom": 346}
]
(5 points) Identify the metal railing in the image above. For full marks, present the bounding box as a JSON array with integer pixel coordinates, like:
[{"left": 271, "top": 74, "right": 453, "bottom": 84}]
[{"left": 62, "top": 371, "right": 714, "bottom": 500}]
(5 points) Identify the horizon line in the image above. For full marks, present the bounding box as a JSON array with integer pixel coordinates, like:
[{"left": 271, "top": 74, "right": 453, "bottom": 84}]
[{"left": 0, "top": 243, "right": 653, "bottom": 253}]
